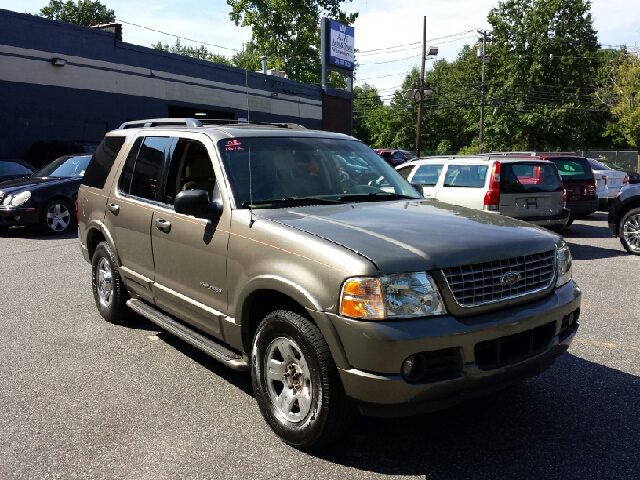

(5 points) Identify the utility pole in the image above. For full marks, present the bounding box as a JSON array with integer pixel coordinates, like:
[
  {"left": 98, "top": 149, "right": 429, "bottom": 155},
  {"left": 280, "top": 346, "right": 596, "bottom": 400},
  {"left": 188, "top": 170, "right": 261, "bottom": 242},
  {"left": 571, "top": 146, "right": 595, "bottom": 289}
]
[
  {"left": 478, "top": 29, "right": 488, "bottom": 154},
  {"left": 415, "top": 16, "right": 426, "bottom": 158}
]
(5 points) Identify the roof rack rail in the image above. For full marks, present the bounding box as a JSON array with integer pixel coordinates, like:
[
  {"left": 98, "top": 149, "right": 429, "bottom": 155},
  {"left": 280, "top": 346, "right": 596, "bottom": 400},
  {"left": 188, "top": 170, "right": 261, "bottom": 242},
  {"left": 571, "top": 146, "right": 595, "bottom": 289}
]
[
  {"left": 119, "top": 118, "right": 203, "bottom": 129},
  {"left": 199, "top": 119, "right": 307, "bottom": 130},
  {"left": 487, "top": 151, "right": 577, "bottom": 157},
  {"left": 118, "top": 117, "right": 307, "bottom": 130}
]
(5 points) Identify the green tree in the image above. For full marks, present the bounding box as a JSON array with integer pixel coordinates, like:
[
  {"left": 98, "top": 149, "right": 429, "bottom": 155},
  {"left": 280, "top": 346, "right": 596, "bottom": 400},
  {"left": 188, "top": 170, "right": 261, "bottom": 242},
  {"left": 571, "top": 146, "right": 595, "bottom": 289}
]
[
  {"left": 352, "top": 84, "right": 384, "bottom": 145},
  {"left": 38, "top": 0, "right": 115, "bottom": 25},
  {"left": 152, "top": 39, "right": 233, "bottom": 66},
  {"left": 227, "top": 0, "right": 358, "bottom": 84},
  {"left": 232, "top": 42, "right": 262, "bottom": 71},
  {"left": 485, "top": 0, "right": 606, "bottom": 151},
  {"left": 597, "top": 50, "right": 640, "bottom": 149}
]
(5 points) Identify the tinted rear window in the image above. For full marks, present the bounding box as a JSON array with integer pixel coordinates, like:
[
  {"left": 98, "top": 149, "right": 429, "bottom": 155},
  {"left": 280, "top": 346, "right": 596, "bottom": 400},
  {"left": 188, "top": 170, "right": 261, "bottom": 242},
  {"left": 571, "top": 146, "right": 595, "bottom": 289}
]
[
  {"left": 501, "top": 163, "right": 563, "bottom": 193},
  {"left": 82, "top": 136, "right": 126, "bottom": 189},
  {"left": 548, "top": 157, "right": 593, "bottom": 181}
]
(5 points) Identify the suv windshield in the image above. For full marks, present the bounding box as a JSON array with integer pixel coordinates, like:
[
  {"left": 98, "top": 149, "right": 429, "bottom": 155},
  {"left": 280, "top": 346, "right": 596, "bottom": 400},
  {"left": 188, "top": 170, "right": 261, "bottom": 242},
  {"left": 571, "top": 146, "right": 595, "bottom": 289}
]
[
  {"left": 501, "top": 162, "right": 563, "bottom": 193},
  {"left": 218, "top": 137, "right": 422, "bottom": 208},
  {"left": 34, "top": 155, "right": 92, "bottom": 178}
]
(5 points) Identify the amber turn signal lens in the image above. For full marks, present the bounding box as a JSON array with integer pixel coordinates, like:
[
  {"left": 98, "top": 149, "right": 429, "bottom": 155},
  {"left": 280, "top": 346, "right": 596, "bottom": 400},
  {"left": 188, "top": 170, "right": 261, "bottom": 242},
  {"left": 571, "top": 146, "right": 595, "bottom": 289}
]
[{"left": 340, "top": 278, "right": 385, "bottom": 319}]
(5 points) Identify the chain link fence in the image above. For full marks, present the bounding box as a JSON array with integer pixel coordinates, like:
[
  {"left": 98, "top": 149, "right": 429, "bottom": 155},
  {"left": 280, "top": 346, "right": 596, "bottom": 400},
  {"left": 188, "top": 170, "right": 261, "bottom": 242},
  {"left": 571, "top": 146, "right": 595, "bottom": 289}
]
[{"left": 579, "top": 150, "right": 639, "bottom": 173}]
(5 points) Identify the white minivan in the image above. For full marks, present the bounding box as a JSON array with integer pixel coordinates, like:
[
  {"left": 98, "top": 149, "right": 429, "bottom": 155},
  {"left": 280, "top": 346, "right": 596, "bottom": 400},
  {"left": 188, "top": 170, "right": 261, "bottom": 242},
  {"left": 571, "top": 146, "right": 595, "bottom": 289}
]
[{"left": 397, "top": 155, "right": 570, "bottom": 230}]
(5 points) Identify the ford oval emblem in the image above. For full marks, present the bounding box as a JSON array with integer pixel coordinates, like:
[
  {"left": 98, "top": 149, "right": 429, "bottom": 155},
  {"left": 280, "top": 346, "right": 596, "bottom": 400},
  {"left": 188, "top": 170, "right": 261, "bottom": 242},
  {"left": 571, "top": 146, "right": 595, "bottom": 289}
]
[{"left": 501, "top": 271, "right": 521, "bottom": 286}]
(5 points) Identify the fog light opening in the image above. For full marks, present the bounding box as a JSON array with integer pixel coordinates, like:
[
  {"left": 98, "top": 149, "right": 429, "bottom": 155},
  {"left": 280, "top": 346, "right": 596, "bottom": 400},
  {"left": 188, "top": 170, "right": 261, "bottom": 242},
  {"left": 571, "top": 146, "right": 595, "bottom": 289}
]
[{"left": 402, "top": 354, "right": 426, "bottom": 382}]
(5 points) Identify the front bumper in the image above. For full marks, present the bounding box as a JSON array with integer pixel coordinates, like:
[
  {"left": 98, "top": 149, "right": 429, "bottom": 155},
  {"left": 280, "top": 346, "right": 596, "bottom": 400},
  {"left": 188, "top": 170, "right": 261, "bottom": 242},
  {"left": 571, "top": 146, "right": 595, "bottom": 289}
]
[
  {"left": 0, "top": 205, "right": 40, "bottom": 226},
  {"left": 566, "top": 198, "right": 599, "bottom": 217},
  {"left": 514, "top": 207, "right": 570, "bottom": 228},
  {"left": 322, "top": 281, "right": 581, "bottom": 416}
]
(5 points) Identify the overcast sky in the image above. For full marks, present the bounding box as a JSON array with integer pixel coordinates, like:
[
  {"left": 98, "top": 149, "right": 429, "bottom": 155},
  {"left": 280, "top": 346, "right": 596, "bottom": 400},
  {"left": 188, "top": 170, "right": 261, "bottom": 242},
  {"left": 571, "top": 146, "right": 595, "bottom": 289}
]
[{"left": 3, "top": 0, "right": 639, "bottom": 99}]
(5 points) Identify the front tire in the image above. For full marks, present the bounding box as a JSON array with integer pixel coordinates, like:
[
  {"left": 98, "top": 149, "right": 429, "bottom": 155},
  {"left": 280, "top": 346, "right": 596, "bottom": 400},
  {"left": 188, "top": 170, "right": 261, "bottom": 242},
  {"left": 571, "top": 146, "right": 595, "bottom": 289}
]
[
  {"left": 619, "top": 208, "right": 640, "bottom": 255},
  {"left": 91, "top": 241, "right": 130, "bottom": 323},
  {"left": 40, "top": 198, "right": 74, "bottom": 235},
  {"left": 251, "top": 310, "right": 357, "bottom": 450}
]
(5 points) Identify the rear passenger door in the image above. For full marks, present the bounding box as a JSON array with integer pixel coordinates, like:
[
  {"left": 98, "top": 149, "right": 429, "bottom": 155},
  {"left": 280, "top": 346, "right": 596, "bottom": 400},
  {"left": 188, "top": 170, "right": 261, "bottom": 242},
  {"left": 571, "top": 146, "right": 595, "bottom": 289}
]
[
  {"left": 150, "top": 136, "right": 229, "bottom": 340},
  {"left": 105, "top": 136, "right": 171, "bottom": 301}
]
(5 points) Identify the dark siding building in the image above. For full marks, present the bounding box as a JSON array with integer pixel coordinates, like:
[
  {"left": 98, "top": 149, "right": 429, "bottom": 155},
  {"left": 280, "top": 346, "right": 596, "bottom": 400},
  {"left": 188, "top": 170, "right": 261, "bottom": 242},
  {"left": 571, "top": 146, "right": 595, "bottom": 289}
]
[{"left": 0, "top": 9, "right": 350, "bottom": 159}]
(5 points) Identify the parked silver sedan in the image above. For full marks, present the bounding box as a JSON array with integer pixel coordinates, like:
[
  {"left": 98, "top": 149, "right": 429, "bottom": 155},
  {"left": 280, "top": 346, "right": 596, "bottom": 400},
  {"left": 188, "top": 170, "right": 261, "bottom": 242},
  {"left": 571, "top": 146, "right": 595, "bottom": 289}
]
[{"left": 587, "top": 158, "right": 629, "bottom": 208}]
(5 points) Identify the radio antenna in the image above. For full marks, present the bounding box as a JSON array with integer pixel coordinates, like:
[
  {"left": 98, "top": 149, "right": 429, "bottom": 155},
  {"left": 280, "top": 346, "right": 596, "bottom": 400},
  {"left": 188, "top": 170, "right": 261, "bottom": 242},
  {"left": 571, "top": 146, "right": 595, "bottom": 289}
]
[{"left": 248, "top": 141, "right": 255, "bottom": 227}]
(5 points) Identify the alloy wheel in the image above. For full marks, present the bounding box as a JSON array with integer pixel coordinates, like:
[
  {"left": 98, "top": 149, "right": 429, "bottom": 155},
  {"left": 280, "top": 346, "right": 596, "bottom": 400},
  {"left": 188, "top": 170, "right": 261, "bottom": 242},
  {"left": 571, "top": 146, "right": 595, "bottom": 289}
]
[
  {"left": 46, "top": 203, "right": 71, "bottom": 232},
  {"left": 96, "top": 257, "right": 114, "bottom": 308},
  {"left": 264, "top": 337, "right": 313, "bottom": 423},
  {"left": 623, "top": 214, "right": 640, "bottom": 252}
]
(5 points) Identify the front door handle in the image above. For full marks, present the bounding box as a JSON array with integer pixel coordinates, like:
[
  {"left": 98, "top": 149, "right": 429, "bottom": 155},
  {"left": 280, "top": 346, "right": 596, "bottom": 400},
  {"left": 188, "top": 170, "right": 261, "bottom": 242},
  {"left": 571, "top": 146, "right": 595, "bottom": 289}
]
[
  {"left": 155, "top": 218, "right": 172, "bottom": 233},
  {"left": 107, "top": 203, "right": 120, "bottom": 215}
]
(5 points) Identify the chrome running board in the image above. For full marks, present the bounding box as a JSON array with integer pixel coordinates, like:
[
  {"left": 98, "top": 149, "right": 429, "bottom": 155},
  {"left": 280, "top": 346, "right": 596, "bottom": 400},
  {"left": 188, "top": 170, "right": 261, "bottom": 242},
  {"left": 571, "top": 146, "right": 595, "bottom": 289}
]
[{"left": 127, "top": 299, "right": 249, "bottom": 371}]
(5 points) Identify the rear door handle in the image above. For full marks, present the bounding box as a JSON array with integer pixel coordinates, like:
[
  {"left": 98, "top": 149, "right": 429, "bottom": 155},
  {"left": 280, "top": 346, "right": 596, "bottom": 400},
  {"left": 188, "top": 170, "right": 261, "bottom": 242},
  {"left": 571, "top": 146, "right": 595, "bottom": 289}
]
[
  {"left": 107, "top": 203, "right": 120, "bottom": 215},
  {"left": 155, "top": 218, "right": 171, "bottom": 233}
]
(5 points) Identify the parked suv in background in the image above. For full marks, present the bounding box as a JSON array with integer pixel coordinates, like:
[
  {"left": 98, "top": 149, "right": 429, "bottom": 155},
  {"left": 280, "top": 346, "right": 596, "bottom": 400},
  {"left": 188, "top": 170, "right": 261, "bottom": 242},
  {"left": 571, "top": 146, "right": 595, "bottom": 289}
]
[
  {"left": 374, "top": 148, "right": 416, "bottom": 167},
  {"left": 78, "top": 118, "right": 580, "bottom": 449},
  {"left": 397, "top": 155, "right": 570, "bottom": 230},
  {"left": 608, "top": 183, "right": 640, "bottom": 255},
  {"left": 540, "top": 156, "right": 599, "bottom": 225}
]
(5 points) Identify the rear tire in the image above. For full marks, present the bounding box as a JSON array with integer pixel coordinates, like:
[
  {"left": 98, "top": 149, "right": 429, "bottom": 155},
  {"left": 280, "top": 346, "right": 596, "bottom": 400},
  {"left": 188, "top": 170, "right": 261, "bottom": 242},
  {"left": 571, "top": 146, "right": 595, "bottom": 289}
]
[
  {"left": 251, "top": 310, "right": 357, "bottom": 450},
  {"left": 619, "top": 208, "right": 640, "bottom": 255},
  {"left": 91, "top": 241, "right": 130, "bottom": 323}
]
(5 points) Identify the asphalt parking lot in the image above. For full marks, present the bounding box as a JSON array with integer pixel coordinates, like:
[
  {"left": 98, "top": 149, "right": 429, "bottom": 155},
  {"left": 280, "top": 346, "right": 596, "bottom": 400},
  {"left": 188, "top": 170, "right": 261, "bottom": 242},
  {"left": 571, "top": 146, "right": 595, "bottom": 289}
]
[{"left": 1, "top": 212, "right": 639, "bottom": 480}]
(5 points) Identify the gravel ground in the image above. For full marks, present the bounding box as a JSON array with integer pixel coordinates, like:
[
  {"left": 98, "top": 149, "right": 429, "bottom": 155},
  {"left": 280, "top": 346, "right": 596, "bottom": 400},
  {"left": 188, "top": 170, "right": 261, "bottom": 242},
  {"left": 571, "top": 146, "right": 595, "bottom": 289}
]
[{"left": 0, "top": 212, "right": 638, "bottom": 479}]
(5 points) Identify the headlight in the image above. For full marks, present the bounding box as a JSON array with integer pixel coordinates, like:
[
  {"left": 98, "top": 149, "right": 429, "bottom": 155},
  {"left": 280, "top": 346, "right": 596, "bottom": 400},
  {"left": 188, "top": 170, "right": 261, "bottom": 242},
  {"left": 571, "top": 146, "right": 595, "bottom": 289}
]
[
  {"left": 556, "top": 240, "right": 572, "bottom": 287},
  {"left": 340, "top": 272, "right": 447, "bottom": 320},
  {"left": 8, "top": 191, "right": 32, "bottom": 206}
]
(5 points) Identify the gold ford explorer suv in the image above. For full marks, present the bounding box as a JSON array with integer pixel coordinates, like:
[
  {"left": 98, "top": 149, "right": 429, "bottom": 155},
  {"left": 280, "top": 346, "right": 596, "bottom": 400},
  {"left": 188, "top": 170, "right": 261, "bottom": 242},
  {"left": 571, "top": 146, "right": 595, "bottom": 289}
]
[{"left": 78, "top": 118, "right": 581, "bottom": 449}]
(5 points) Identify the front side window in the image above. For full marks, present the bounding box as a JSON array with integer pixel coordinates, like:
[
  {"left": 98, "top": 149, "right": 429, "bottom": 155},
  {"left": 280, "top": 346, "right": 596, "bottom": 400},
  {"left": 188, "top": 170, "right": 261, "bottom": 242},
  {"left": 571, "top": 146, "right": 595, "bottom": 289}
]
[
  {"left": 34, "top": 155, "right": 92, "bottom": 178},
  {"left": 218, "top": 137, "right": 422, "bottom": 208},
  {"left": 163, "top": 139, "right": 216, "bottom": 205},
  {"left": 443, "top": 164, "right": 487, "bottom": 188}
]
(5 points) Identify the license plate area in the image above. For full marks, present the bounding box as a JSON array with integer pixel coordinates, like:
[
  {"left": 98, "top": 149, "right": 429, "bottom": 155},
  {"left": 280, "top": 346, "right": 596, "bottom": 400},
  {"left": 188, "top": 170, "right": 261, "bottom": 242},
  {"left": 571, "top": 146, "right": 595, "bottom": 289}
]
[{"left": 515, "top": 197, "right": 547, "bottom": 210}]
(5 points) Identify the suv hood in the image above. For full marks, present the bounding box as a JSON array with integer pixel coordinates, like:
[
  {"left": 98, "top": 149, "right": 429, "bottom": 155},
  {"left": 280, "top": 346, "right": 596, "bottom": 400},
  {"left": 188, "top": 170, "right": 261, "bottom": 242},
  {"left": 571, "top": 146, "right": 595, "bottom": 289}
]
[
  {"left": 0, "top": 176, "right": 77, "bottom": 193},
  {"left": 259, "top": 200, "right": 558, "bottom": 272}
]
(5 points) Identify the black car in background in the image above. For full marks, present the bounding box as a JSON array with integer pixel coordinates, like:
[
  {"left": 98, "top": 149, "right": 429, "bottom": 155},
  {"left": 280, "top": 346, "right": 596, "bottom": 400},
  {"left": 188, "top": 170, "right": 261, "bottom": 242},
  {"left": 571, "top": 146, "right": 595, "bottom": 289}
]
[
  {"left": 608, "top": 183, "right": 640, "bottom": 255},
  {"left": 24, "top": 140, "right": 98, "bottom": 169},
  {"left": 0, "top": 154, "right": 92, "bottom": 234},
  {"left": 0, "top": 159, "right": 36, "bottom": 183}
]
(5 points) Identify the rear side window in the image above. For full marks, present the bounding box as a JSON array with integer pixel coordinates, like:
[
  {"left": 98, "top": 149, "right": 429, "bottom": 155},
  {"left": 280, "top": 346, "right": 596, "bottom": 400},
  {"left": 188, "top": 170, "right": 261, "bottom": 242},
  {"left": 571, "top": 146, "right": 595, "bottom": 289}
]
[
  {"left": 122, "top": 137, "right": 170, "bottom": 201},
  {"left": 549, "top": 157, "right": 593, "bottom": 181},
  {"left": 443, "top": 165, "right": 487, "bottom": 187},
  {"left": 501, "top": 163, "right": 563, "bottom": 193},
  {"left": 412, "top": 164, "right": 443, "bottom": 186},
  {"left": 82, "top": 136, "right": 126, "bottom": 189}
]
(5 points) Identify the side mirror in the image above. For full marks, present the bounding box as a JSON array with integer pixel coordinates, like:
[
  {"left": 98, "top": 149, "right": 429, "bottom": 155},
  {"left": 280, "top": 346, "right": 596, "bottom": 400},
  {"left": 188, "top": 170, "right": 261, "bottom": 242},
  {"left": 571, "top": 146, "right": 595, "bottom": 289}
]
[{"left": 174, "top": 189, "right": 223, "bottom": 220}]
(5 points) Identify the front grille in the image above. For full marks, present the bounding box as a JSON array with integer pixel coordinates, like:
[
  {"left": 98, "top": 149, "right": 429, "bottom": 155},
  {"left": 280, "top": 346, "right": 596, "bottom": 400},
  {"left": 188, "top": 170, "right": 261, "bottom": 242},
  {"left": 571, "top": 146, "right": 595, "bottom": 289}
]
[{"left": 441, "top": 250, "right": 555, "bottom": 307}]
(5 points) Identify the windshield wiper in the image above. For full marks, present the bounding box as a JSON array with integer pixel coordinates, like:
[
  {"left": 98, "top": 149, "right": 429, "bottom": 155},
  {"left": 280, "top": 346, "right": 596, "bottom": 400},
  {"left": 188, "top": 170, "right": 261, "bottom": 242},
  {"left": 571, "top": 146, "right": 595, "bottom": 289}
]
[
  {"left": 242, "top": 197, "right": 343, "bottom": 208},
  {"left": 338, "top": 192, "right": 418, "bottom": 202}
]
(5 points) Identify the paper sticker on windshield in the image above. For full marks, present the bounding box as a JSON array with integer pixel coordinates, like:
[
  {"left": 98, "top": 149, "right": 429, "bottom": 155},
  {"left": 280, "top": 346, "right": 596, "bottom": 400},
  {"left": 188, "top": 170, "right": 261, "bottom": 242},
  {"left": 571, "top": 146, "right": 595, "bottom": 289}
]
[{"left": 225, "top": 139, "right": 244, "bottom": 151}]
